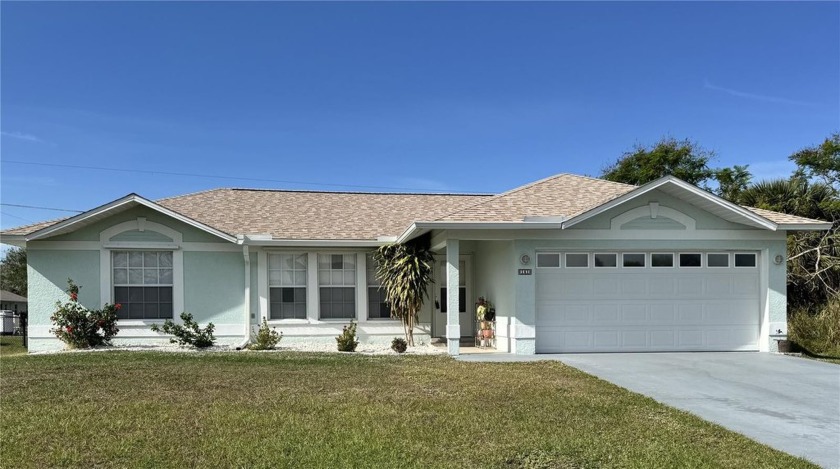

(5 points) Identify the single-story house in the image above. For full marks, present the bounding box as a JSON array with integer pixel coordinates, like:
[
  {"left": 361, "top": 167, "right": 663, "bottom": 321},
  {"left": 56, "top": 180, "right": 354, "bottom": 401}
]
[
  {"left": 0, "top": 173, "right": 831, "bottom": 355},
  {"left": 0, "top": 289, "right": 27, "bottom": 314}
]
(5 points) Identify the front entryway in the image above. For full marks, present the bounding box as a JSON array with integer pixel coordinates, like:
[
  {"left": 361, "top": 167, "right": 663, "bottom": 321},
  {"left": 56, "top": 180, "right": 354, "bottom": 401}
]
[
  {"left": 432, "top": 258, "right": 473, "bottom": 338},
  {"left": 535, "top": 251, "right": 761, "bottom": 353}
]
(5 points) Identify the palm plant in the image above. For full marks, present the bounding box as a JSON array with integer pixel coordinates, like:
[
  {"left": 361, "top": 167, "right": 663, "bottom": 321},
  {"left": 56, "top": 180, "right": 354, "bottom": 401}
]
[
  {"left": 372, "top": 242, "right": 434, "bottom": 346},
  {"left": 737, "top": 178, "right": 839, "bottom": 309}
]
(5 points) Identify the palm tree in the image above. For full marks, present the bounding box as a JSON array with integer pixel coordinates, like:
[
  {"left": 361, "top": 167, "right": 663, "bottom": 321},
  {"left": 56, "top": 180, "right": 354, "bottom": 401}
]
[
  {"left": 372, "top": 242, "right": 434, "bottom": 347},
  {"left": 737, "top": 178, "right": 839, "bottom": 310}
]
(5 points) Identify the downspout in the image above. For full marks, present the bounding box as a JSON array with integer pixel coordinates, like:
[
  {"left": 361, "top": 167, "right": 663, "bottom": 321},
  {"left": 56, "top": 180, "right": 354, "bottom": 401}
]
[{"left": 236, "top": 243, "right": 251, "bottom": 349}]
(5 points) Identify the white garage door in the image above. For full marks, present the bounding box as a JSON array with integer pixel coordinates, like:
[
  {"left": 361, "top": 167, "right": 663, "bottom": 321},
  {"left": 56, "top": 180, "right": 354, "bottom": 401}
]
[{"left": 535, "top": 251, "right": 760, "bottom": 353}]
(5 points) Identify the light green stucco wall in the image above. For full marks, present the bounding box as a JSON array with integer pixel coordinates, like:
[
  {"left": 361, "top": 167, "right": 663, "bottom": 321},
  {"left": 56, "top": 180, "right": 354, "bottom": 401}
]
[
  {"left": 474, "top": 241, "right": 515, "bottom": 352},
  {"left": 27, "top": 248, "right": 101, "bottom": 352},
  {"left": 47, "top": 206, "right": 227, "bottom": 243},
  {"left": 183, "top": 252, "right": 246, "bottom": 324},
  {"left": 571, "top": 189, "right": 752, "bottom": 230},
  {"left": 110, "top": 229, "right": 173, "bottom": 242}
]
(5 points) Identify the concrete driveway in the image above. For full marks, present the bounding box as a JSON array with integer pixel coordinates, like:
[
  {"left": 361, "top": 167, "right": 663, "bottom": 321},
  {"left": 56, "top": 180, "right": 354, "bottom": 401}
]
[
  {"left": 459, "top": 352, "right": 839, "bottom": 467},
  {"left": 557, "top": 353, "right": 840, "bottom": 468}
]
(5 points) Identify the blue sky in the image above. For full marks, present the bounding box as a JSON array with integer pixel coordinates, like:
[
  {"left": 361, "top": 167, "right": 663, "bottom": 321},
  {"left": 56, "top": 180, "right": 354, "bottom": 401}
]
[{"left": 1, "top": 1, "right": 838, "bottom": 234}]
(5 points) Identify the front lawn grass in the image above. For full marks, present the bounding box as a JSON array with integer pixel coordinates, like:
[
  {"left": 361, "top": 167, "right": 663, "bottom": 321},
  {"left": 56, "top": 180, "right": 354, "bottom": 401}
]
[
  {"left": 0, "top": 352, "right": 816, "bottom": 468},
  {"left": 0, "top": 335, "right": 26, "bottom": 357}
]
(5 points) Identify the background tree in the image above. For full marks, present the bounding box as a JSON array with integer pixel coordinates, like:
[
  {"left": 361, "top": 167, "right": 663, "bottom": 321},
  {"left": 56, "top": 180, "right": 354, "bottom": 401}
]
[
  {"left": 601, "top": 137, "right": 717, "bottom": 187},
  {"left": 789, "top": 133, "right": 840, "bottom": 188},
  {"left": 373, "top": 238, "right": 434, "bottom": 347},
  {"left": 601, "top": 137, "right": 751, "bottom": 201},
  {"left": 737, "top": 178, "right": 839, "bottom": 309},
  {"left": 1, "top": 247, "right": 27, "bottom": 296}
]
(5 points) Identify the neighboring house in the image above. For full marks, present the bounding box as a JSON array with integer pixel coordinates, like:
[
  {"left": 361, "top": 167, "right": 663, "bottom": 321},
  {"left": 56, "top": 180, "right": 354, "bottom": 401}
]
[
  {"left": 0, "top": 290, "right": 27, "bottom": 313},
  {"left": 0, "top": 174, "right": 831, "bottom": 355}
]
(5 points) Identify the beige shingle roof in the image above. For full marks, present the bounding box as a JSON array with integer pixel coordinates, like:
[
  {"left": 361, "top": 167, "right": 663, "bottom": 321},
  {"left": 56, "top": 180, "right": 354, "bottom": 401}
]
[
  {"left": 437, "top": 174, "right": 636, "bottom": 222},
  {"left": 1, "top": 174, "right": 831, "bottom": 240},
  {"left": 156, "top": 189, "right": 490, "bottom": 240},
  {"left": 742, "top": 206, "right": 832, "bottom": 226},
  {"left": 0, "top": 290, "right": 27, "bottom": 303}
]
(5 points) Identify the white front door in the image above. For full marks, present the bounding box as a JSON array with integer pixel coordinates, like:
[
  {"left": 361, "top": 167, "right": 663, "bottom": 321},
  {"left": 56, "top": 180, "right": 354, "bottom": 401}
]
[{"left": 433, "top": 258, "right": 472, "bottom": 338}]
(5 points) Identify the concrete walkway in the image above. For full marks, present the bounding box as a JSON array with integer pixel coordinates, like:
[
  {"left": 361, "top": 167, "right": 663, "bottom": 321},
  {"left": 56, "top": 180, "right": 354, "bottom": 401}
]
[{"left": 458, "top": 352, "right": 840, "bottom": 468}]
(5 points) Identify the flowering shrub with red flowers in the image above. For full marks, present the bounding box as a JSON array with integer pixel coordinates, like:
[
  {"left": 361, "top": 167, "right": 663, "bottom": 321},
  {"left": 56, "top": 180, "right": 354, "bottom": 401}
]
[{"left": 50, "top": 279, "right": 120, "bottom": 349}]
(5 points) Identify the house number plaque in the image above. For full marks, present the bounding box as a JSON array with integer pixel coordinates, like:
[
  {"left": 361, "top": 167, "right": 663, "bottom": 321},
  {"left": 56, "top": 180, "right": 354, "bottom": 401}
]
[{"left": 517, "top": 269, "right": 532, "bottom": 275}]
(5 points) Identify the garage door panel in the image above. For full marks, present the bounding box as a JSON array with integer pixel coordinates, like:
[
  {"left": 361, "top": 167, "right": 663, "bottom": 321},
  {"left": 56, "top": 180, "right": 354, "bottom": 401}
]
[{"left": 536, "top": 251, "right": 760, "bottom": 353}]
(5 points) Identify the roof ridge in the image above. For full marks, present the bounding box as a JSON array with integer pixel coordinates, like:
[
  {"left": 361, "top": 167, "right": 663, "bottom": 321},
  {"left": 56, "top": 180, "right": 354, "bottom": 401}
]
[
  {"left": 433, "top": 173, "right": 580, "bottom": 221},
  {"left": 156, "top": 187, "right": 229, "bottom": 203},
  {"left": 226, "top": 187, "right": 492, "bottom": 196}
]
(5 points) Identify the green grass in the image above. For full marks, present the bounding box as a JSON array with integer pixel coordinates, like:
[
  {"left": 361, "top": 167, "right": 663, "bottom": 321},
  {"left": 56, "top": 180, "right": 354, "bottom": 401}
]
[
  {"left": 0, "top": 352, "right": 816, "bottom": 468},
  {"left": 0, "top": 335, "right": 26, "bottom": 357}
]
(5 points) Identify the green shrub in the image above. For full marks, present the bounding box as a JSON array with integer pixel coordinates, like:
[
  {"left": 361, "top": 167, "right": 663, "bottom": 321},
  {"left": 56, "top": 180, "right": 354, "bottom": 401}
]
[
  {"left": 150, "top": 312, "right": 216, "bottom": 348},
  {"left": 391, "top": 337, "right": 407, "bottom": 353},
  {"left": 336, "top": 321, "right": 359, "bottom": 352},
  {"left": 50, "top": 279, "right": 120, "bottom": 349},
  {"left": 789, "top": 298, "right": 840, "bottom": 357},
  {"left": 248, "top": 319, "right": 282, "bottom": 350}
]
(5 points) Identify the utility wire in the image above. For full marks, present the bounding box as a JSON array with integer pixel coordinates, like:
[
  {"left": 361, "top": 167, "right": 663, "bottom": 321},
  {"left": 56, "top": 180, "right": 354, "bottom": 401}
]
[
  {"left": 2, "top": 160, "right": 484, "bottom": 194},
  {"left": 0, "top": 203, "right": 83, "bottom": 213},
  {"left": 0, "top": 211, "right": 35, "bottom": 224}
]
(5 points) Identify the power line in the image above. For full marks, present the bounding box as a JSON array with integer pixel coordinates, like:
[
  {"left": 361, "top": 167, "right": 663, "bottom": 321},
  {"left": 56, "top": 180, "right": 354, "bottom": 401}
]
[
  {"left": 2, "top": 160, "right": 482, "bottom": 194},
  {"left": 0, "top": 203, "right": 83, "bottom": 213},
  {"left": 0, "top": 211, "right": 35, "bottom": 224}
]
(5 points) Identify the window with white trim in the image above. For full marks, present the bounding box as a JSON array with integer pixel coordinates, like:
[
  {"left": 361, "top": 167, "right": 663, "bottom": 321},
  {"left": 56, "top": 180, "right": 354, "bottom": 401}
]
[
  {"left": 113, "top": 251, "right": 173, "bottom": 320},
  {"left": 679, "top": 253, "right": 703, "bottom": 268},
  {"left": 594, "top": 253, "right": 617, "bottom": 267},
  {"left": 319, "top": 254, "right": 356, "bottom": 319},
  {"left": 565, "top": 253, "right": 589, "bottom": 268},
  {"left": 536, "top": 253, "right": 560, "bottom": 268},
  {"left": 622, "top": 253, "right": 646, "bottom": 268},
  {"left": 651, "top": 253, "right": 674, "bottom": 268},
  {"left": 735, "top": 253, "right": 757, "bottom": 268},
  {"left": 366, "top": 254, "right": 391, "bottom": 319},
  {"left": 269, "top": 253, "right": 307, "bottom": 320},
  {"left": 707, "top": 253, "right": 730, "bottom": 268}
]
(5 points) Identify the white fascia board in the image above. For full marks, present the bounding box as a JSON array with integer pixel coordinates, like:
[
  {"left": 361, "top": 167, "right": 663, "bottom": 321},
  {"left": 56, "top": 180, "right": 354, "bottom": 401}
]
[
  {"left": 0, "top": 235, "right": 26, "bottom": 247},
  {"left": 26, "top": 194, "right": 237, "bottom": 243},
  {"left": 396, "top": 221, "right": 565, "bottom": 244},
  {"left": 244, "top": 238, "right": 388, "bottom": 248},
  {"left": 561, "top": 176, "right": 778, "bottom": 231},
  {"left": 776, "top": 223, "right": 834, "bottom": 231}
]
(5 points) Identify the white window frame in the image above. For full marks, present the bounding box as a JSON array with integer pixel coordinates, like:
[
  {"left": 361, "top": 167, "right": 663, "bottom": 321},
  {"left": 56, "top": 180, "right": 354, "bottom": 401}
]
[
  {"left": 706, "top": 252, "right": 731, "bottom": 269},
  {"left": 734, "top": 252, "right": 758, "bottom": 269},
  {"left": 622, "top": 252, "right": 646, "bottom": 268},
  {"left": 678, "top": 252, "right": 704, "bottom": 268},
  {"left": 564, "top": 252, "right": 590, "bottom": 269},
  {"left": 99, "top": 218, "right": 184, "bottom": 325},
  {"left": 536, "top": 252, "right": 562, "bottom": 269},
  {"left": 593, "top": 252, "right": 618, "bottom": 268},
  {"left": 317, "top": 253, "right": 358, "bottom": 321},
  {"left": 366, "top": 253, "right": 394, "bottom": 321},
  {"left": 650, "top": 252, "right": 675, "bottom": 269},
  {"left": 112, "top": 250, "right": 175, "bottom": 321},
  {"left": 268, "top": 252, "right": 308, "bottom": 321}
]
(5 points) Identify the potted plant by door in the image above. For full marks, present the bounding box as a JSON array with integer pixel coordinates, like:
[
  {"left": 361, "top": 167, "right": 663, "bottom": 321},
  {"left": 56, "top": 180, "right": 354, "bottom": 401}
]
[{"left": 476, "top": 297, "right": 494, "bottom": 347}]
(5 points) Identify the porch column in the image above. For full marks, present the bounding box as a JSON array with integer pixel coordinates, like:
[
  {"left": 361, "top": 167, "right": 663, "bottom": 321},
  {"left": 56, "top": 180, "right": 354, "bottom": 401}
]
[{"left": 446, "top": 239, "right": 460, "bottom": 356}]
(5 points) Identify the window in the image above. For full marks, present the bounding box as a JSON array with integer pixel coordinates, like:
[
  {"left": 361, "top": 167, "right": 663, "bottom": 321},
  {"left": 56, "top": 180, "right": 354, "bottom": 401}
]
[
  {"left": 319, "top": 254, "right": 356, "bottom": 319},
  {"left": 735, "top": 253, "right": 757, "bottom": 268},
  {"left": 565, "top": 253, "right": 589, "bottom": 268},
  {"left": 269, "top": 253, "right": 307, "bottom": 320},
  {"left": 536, "top": 253, "right": 560, "bottom": 268},
  {"left": 440, "top": 260, "right": 466, "bottom": 313},
  {"left": 707, "top": 253, "right": 730, "bottom": 268},
  {"left": 594, "top": 253, "right": 617, "bottom": 268},
  {"left": 623, "top": 253, "right": 646, "bottom": 268},
  {"left": 366, "top": 254, "right": 391, "bottom": 319},
  {"left": 112, "top": 251, "right": 173, "bottom": 320},
  {"left": 651, "top": 253, "right": 674, "bottom": 268},
  {"left": 679, "top": 253, "right": 702, "bottom": 268}
]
